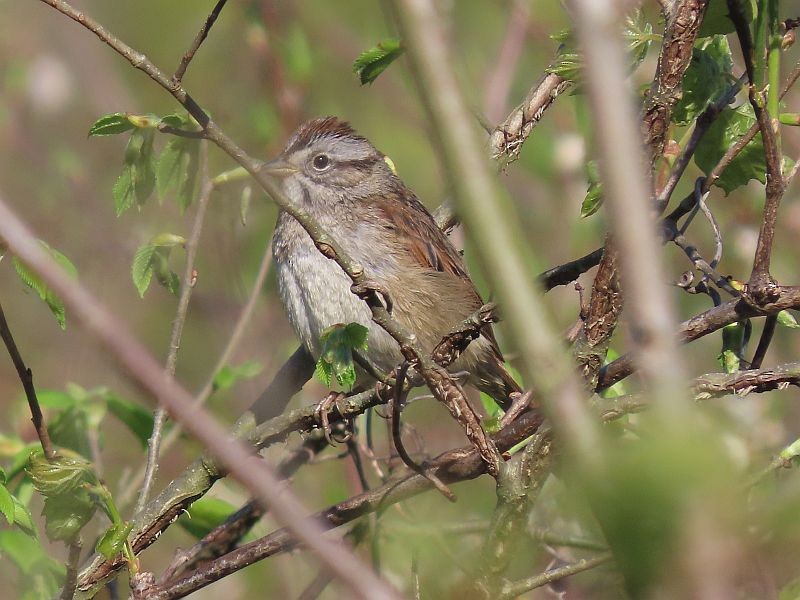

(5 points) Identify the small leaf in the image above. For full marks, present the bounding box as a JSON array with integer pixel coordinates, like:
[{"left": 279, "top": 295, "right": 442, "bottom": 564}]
[
  {"left": 777, "top": 310, "right": 800, "bottom": 328},
  {"left": 581, "top": 161, "right": 603, "bottom": 218},
  {"left": 315, "top": 323, "right": 369, "bottom": 390},
  {"left": 672, "top": 36, "right": 734, "bottom": 126},
  {"left": 12, "top": 241, "right": 77, "bottom": 329},
  {"left": 695, "top": 103, "right": 766, "bottom": 194},
  {"left": 28, "top": 452, "right": 94, "bottom": 496},
  {"left": 42, "top": 488, "right": 95, "bottom": 542},
  {"left": 623, "top": 9, "right": 654, "bottom": 72},
  {"left": 48, "top": 406, "right": 92, "bottom": 459},
  {"left": 88, "top": 113, "right": 135, "bottom": 137},
  {"left": 11, "top": 497, "right": 37, "bottom": 537},
  {"left": 178, "top": 497, "right": 238, "bottom": 539},
  {"left": 105, "top": 393, "right": 155, "bottom": 447},
  {"left": 131, "top": 244, "right": 157, "bottom": 298},
  {"left": 0, "top": 483, "right": 15, "bottom": 524},
  {"left": 156, "top": 138, "right": 192, "bottom": 200},
  {"left": 353, "top": 38, "right": 404, "bottom": 85},
  {"left": 698, "top": 0, "right": 757, "bottom": 37},
  {"left": 718, "top": 322, "right": 747, "bottom": 373},
  {"left": 112, "top": 164, "right": 136, "bottom": 216},
  {"left": 176, "top": 142, "right": 200, "bottom": 213},
  {"left": 213, "top": 360, "right": 265, "bottom": 393},
  {"left": 95, "top": 521, "right": 133, "bottom": 559}
]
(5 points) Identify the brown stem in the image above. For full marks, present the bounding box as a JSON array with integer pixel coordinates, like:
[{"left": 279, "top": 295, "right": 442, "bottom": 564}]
[
  {"left": 172, "top": 0, "right": 229, "bottom": 83},
  {"left": 0, "top": 299, "right": 55, "bottom": 460},
  {"left": 750, "top": 314, "right": 777, "bottom": 369}
]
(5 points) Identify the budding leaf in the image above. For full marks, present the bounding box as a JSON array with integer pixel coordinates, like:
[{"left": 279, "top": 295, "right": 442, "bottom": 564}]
[
  {"left": 777, "top": 310, "right": 800, "bottom": 328},
  {"left": 28, "top": 452, "right": 93, "bottom": 496},
  {"left": 12, "top": 241, "right": 77, "bottom": 330},
  {"left": 315, "top": 323, "right": 369, "bottom": 390},
  {"left": 156, "top": 137, "right": 200, "bottom": 211},
  {"left": 42, "top": 488, "right": 95, "bottom": 542},
  {"left": 0, "top": 484, "right": 14, "bottom": 525},
  {"left": 131, "top": 234, "right": 185, "bottom": 298},
  {"left": 113, "top": 129, "right": 156, "bottom": 215},
  {"left": 353, "top": 38, "right": 404, "bottom": 85},
  {"left": 88, "top": 113, "right": 135, "bottom": 137},
  {"left": 581, "top": 161, "right": 603, "bottom": 218},
  {"left": 718, "top": 322, "right": 747, "bottom": 373},
  {"left": 95, "top": 521, "right": 133, "bottom": 559}
]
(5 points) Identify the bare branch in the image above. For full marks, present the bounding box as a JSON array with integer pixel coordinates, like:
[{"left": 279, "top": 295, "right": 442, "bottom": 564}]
[
  {"left": 0, "top": 298, "right": 56, "bottom": 460},
  {"left": 172, "top": 0, "right": 229, "bottom": 83},
  {"left": 497, "top": 553, "right": 613, "bottom": 599}
]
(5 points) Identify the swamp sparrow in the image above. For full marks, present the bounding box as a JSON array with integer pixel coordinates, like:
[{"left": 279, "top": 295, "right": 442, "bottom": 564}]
[{"left": 264, "top": 117, "right": 520, "bottom": 407}]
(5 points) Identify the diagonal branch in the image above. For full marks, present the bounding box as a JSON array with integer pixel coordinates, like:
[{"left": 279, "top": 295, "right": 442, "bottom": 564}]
[{"left": 172, "top": 0, "right": 229, "bottom": 83}]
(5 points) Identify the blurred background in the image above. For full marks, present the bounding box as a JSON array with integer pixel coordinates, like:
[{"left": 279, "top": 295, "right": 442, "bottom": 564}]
[{"left": 3, "top": 1, "right": 800, "bottom": 598}]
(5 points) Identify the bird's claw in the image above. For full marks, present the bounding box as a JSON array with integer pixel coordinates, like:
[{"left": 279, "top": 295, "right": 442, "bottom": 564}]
[
  {"left": 350, "top": 280, "right": 393, "bottom": 313},
  {"left": 314, "top": 391, "right": 352, "bottom": 445}
]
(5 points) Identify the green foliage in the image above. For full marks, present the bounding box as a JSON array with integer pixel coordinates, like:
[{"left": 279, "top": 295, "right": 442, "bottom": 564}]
[
  {"left": 0, "top": 529, "right": 65, "bottom": 600},
  {"left": 778, "top": 310, "right": 800, "bottom": 328},
  {"left": 581, "top": 160, "right": 603, "bottom": 218},
  {"left": 548, "top": 10, "right": 653, "bottom": 83},
  {"left": 95, "top": 521, "right": 133, "bottom": 559},
  {"left": 178, "top": 497, "right": 238, "bottom": 539},
  {"left": 718, "top": 321, "right": 748, "bottom": 373},
  {"left": 353, "top": 38, "right": 404, "bottom": 85},
  {"left": 105, "top": 393, "right": 155, "bottom": 448},
  {"left": 315, "top": 323, "right": 369, "bottom": 389},
  {"left": 213, "top": 359, "right": 264, "bottom": 393},
  {"left": 698, "top": 0, "right": 757, "bottom": 37},
  {"left": 284, "top": 26, "right": 314, "bottom": 81},
  {"left": 87, "top": 113, "right": 136, "bottom": 137},
  {"left": 131, "top": 233, "right": 186, "bottom": 298},
  {"left": 156, "top": 115, "right": 201, "bottom": 212},
  {"left": 672, "top": 36, "right": 734, "bottom": 125},
  {"left": 11, "top": 241, "right": 77, "bottom": 329},
  {"left": 113, "top": 129, "right": 156, "bottom": 215},
  {"left": 695, "top": 103, "right": 766, "bottom": 194}
]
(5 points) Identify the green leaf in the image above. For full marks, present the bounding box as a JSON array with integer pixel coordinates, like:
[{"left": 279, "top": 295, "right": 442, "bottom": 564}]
[
  {"left": 28, "top": 452, "right": 94, "bottom": 496},
  {"left": 95, "top": 521, "right": 132, "bottom": 559},
  {"left": 695, "top": 103, "right": 766, "bottom": 194},
  {"left": 177, "top": 497, "right": 238, "bottom": 539},
  {"left": 105, "top": 393, "right": 154, "bottom": 448},
  {"left": 777, "top": 310, "right": 800, "bottom": 328},
  {"left": 623, "top": 9, "right": 654, "bottom": 72},
  {"left": 698, "top": 0, "right": 757, "bottom": 37},
  {"left": 36, "top": 390, "right": 77, "bottom": 411},
  {"left": 672, "top": 36, "right": 734, "bottom": 125},
  {"left": 315, "top": 323, "right": 369, "bottom": 390},
  {"left": 213, "top": 360, "right": 265, "bottom": 393},
  {"left": 0, "top": 483, "right": 15, "bottom": 524},
  {"left": 581, "top": 161, "right": 603, "bottom": 218},
  {"left": 48, "top": 406, "right": 92, "bottom": 459},
  {"left": 88, "top": 113, "right": 135, "bottom": 137},
  {"left": 718, "top": 322, "right": 747, "bottom": 373},
  {"left": 353, "top": 38, "right": 404, "bottom": 85},
  {"left": 11, "top": 496, "right": 37, "bottom": 537},
  {"left": 42, "top": 487, "right": 95, "bottom": 542},
  {"left": 131, "top": 244, "right": 157, "bottom": 298},
  {"left": 0, "top": 529, "right": 47, "bottom": 573},
  {"left": 113, "top": 129, "right": 157, "bottom": 215},
  {"left": 156, "top": 138, "right": 192, "bottom": 200},
  {"left": 12, "top": 241, "right": 77, "bottom": 329},
  {"left": 176, "top": 142, "right": 200, "bottom": 213}
]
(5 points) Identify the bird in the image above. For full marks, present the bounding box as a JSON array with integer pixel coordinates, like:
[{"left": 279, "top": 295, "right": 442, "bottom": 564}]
[{"left": 263, "top": 116, "right": 520, "bottom": 417}]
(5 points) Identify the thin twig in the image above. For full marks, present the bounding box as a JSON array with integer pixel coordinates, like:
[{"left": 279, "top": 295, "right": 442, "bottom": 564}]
[
  {"left": 497, "top": 553, "right": 613, "bottom": 599},
  {"left": 538, "top": 247, "right": 604, "bottom": 291},
  {"left": 0, "top": 191, "right": 402, "bottom": 600},
  {"left": 172, "top": 0, "right": 229, "bottom": 83},
  {"left": 60, "top": 538, "right": 83, "bottom": 600},
  {"left": 135, "top": 143, "right": 213, "bottom": 514},
  {"left": 750, "top": 314, "right": 777, "bottom": 369},
  {"left": 0, "top": 299, "right": 56, "bottom": 460}
]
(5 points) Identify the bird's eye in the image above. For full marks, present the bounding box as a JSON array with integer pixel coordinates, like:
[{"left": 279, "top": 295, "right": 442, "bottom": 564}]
[{"left": 312, "top": 154, "right": 330, "bottom": 171}]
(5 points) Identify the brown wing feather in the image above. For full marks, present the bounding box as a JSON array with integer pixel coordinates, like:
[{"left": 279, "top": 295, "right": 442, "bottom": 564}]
[{"left": 366, "top": 186, "right": 509, "bottom": 360}]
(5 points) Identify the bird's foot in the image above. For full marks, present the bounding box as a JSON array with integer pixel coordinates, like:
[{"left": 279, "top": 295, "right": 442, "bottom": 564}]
[{"left": 314, "top": 391, "right": 352, "bottom": 445}]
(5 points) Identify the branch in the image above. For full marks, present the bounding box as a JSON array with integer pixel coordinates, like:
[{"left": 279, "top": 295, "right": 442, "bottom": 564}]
[
  {"left": 136, "top": 143, "right": 213, "bottom": 514},
  {"left": 497, "top": 553, "right": 613, "bottom": 599},
  {"left": 391, "top": 0, "right": 598, "bottom": 464},
  {"left": 538, "top": 247, "right": 604, "bottom": 291},
  {"left": 571, "top": 0, "right": 692, "bottom": 414},
  {"left": 141, "top": 411, "right": 546, "bottom": 600},
  {"left": 597, "top": 286, "right": 800, "bottom": 390},
  {"left": 0, "top": 298, "right": 56, "bottom": 460},
  {"left": 172, "top": 0, "right": 228, "bottom": 83},
  {"left": 0, "top": 190, "right": 401, "bottom": 600}
]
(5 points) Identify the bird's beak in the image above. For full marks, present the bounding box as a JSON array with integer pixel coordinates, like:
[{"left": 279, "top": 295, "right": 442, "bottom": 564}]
[{"left": 261, "top": 157, "right": 298, "bottom": 178}]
